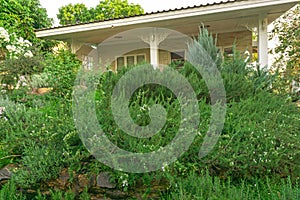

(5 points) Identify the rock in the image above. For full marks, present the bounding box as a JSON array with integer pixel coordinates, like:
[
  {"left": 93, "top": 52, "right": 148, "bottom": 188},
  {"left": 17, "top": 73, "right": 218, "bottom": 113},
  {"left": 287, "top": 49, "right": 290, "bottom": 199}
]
[
  {"left": 28, "top": 88, "right": 52, "bottom": 95},
  {"left": 105, "top": 190, "right": 128, "bottom": 199},
  {"left": 89, "top": 174, "right": 97, "bottom": 187},
  {"left": 90, "top": 195, "right": 112, "bottom": 200},
  {"left": 90, "top": 187, "right": 129, "bottom": 200},
  {"left": 0, "top": 166, "right": 12, "bottom": 181},
  {"left": 97, "top": 172, "right": 116, "bottom": 189}
]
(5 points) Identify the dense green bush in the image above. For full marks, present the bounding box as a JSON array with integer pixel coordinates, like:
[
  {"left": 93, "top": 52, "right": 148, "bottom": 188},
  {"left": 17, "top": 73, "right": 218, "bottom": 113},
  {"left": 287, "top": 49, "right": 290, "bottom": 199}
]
[
  {"left": 0, "top": 95, "right": 83, "bottom": 187},
  {"left": 92, "top": 54, "right": 300, "bottom": 181},
  {"left": 14, "top": 142, "right": 65, "bottom": 188},
  {"left": 43, "top": 50, "right": 81, "bottom": 98},
  {"left": 0, "top": 27, "right": 299, "bottom": 198},
  {"left": 199, "top": 91, "right": 300, "bottom": 181}
]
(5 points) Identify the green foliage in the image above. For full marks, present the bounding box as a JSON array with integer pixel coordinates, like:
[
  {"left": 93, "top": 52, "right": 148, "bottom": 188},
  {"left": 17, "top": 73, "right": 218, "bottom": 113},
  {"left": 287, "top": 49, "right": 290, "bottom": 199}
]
[
  {"left": 201, "top": 91, "right": 300, "bottom": 181},
  {"left": 221, "top": 47, "right": 275, "bottom": 102},
  {"left": 14, "top": 142, "right": 65, "bottom": 188},
  {"left": 92, "top": 41, "right": 299, "bottom": 181},
  {"left": 0, "top": 0, "right": 52, "bottom": 42},
  {"left": 57, "top": 0, "right": 144, "bottom": 25},
  {"left": 0, "top": 53, "right": 44, "bottom": 88},
  {"left": 0, "top": 27, "right": 299, "bottom": 199},
  {"left": 79, "top": 187, "right": 90, "bottom": 200},
  {"left": 162, "top": 171, "right": 300, "bottom": 200},
  {"left": 29, "top": 72, "right": 51, "bottom": 88},
  {"left": 50, "top": 190, "right": 76, "bottom": 200},
  {"left": 43, "top": 50, "right": 81, "bottom": 98},
  {"left": 95, "top": 66, "right": 184, "bottom": 155},
  {"left": 57, "top": 3, "right": 92, "bottom": 26},
  {"left": 270, "top": 4, "right": 300, "bottom": 95},
  {"left": 194, "top": 27, "right": 223, "bottom": 69},
  {"left": 0, "top": 27, "right": 55, "bottom": 92},
  {"left": 0, "top": 180, "right": 25, "bottom": 200},
  {"left": 0, "top": 95, "right": 81, "bottom": 187},
  {"left": 34, "top": 189, "right": 76, "bottom": 200},
  {"left": 93, "top": 0, "right": 144, "bottom": 21}
]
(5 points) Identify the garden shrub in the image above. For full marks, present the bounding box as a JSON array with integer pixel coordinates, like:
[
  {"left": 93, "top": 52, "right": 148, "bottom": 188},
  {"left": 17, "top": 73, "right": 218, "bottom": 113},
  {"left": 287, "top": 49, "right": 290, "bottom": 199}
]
[
  {"left": 221, "top": 49, "right": 275, "bottom": 102},
  {"left": 44, "top": 50, "right": 81, "bottom": 98},
  {"left": 0, "top": 27, "right": 299, "bottom": 198},
  {"left": 0, "top": 26, "right": 44, "bottom": 90},
  {"left": 85, "top": 29, "right": 299, "bottom": 181},
  {"left": 0, "top": 95, "right": 83, "bottom": 186},
  {"left": 95, "top": 65, "right": 184, "bottom": 154},
  {"left": 199, "top": 91, "right": 300, "bottom": 181},
  {"left": 14, "top": 142, "right": 65, "bottom": 188},
  {"left": 0, "top": 53, "right": 44, "bottom": 88}
]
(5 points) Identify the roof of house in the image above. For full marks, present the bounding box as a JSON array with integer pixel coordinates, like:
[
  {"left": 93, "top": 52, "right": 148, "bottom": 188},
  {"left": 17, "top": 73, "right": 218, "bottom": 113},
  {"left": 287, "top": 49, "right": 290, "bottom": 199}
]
[
  {"left": 37, "top": 0, "right": 243, "bottom": 31},
  {"left": 35, "top": 0, "right": 299, "bottom": 42}
]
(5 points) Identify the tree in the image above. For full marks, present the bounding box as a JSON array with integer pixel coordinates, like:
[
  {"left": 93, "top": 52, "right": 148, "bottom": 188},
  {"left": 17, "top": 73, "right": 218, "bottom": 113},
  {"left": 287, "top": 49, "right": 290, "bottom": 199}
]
[
  {"left": 92, "top": 0, "right": 144, "bottom": 21},
  {"left": 57, "top": 3, "right": 92, "bottom": 25},
  {"left": 0, "top": 0, "right": 53, "bottom": 42},
  {"left": 57, "top": 0, "right": 144, "bottom": 25},
  {"left": 270, "top": 4, "right": 300, "bottom": 95}
]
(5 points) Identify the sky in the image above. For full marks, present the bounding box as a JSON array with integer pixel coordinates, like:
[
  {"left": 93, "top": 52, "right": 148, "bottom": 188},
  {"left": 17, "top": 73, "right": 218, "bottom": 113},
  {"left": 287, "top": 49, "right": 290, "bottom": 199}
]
[{"left": 39, "top": 0, "right": 220, "bottom": 26}]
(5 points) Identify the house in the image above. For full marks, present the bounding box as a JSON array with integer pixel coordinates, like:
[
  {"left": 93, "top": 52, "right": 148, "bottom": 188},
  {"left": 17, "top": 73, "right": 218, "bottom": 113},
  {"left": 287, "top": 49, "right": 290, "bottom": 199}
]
[{"left": 35, "top": 0, "right": 299, "bottom": 71}]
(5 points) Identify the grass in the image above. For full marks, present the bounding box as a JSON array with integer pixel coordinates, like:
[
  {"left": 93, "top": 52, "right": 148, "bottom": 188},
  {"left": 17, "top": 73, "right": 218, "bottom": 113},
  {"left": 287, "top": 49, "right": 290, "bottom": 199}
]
[{"left": 162, "top": 171, "right": 300, "bottom": 200}]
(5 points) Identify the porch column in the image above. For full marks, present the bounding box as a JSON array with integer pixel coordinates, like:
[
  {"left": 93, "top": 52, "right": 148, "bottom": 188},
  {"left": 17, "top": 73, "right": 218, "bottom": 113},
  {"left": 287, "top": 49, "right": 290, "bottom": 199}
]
[
  {"left": 258, "top": 16, "right": 268, "bottom": 68},
  {"left": 140, "top": 28, "right": 168, "bottom": 69}
]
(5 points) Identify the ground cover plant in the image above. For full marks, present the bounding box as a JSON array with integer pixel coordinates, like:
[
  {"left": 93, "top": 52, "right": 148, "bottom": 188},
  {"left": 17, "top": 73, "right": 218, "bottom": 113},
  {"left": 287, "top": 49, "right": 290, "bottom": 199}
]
[{"left": 0, "top": 27, "right": 299, "bottom": 199}]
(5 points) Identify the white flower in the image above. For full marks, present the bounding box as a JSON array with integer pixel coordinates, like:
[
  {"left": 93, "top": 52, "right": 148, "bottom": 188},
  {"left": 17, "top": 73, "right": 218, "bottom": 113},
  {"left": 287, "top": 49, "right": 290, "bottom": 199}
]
[
  {"left": 17, "top": 37, "right": 24, "bottom": 44},
  {"left": 162, "top": 162, "right": 168, "bottom": 172},
  {"left": 0, "top": 107, "right": 5, "bottom": 115},
  {"left": 6, "top": 45, "right": 16, "bottom": 53},
  {"left": 24, "top": 50, "right": 33, "bottom": 58},
  {"left": 13, "top": 46, "right": 22, "bottom": 55},
  {"left": 122, "top": 179, "right": 128, "bottom": 187},
  {"left": 0, "top": 27, "right": 10, "bottom": 42},
  {"left": 23, "top": 40, "right": 32, "bottom": 48},
  {"left": 16, "top": 76, "right": 27, "bottom": 88}
]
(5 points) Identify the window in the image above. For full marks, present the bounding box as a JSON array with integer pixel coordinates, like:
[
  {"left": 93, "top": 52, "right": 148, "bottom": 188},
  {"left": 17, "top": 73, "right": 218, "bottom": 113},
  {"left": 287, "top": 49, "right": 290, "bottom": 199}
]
[
  {"left": 137, "top": 55, "right": 146, "bottom": 64},
  {"left": 223, "top": 47, "right": 234, "bottom": 57},
  {"left": 171, "top": 51, "right": 185, "bottom": 68},
  {"left": 171, "top": 51, "right": 185, "bottom": 62},
  {"left": 116, "top": 54, "right": 146, "bottom": 69},
  {"left": 117, "top": 57, "right": 125, "bottom": 69},
  {"left": 126, "top": 56, "right": 135, "bottom": 66}
]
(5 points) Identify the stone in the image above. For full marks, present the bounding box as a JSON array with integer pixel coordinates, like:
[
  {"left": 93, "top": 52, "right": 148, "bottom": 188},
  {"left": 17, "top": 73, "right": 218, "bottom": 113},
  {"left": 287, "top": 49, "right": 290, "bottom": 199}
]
[
  {"left": 96, "top": 172, "right": 116, "bottom": 189},
  {"left": 0, "top": 166, "right": 12, "bottom": 181},
  {"left": 105, "top": 190, "right": 128, "bottom": 199}
]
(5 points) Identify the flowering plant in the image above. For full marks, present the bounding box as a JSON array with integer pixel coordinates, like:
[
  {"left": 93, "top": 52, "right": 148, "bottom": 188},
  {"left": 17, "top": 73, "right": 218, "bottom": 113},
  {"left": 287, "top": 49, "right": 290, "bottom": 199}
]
[
  {"left": 0, "top": 27, "right": 44, "bottom": 90},
  {"left": 0, "top": 27, "right": 10, "bottom": 59},
  {"left": 0, "top": 27, "right": 10, "bottom": 43},
  {"left": 0, "top": 27, "right": 33, "bottom": 60}
]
